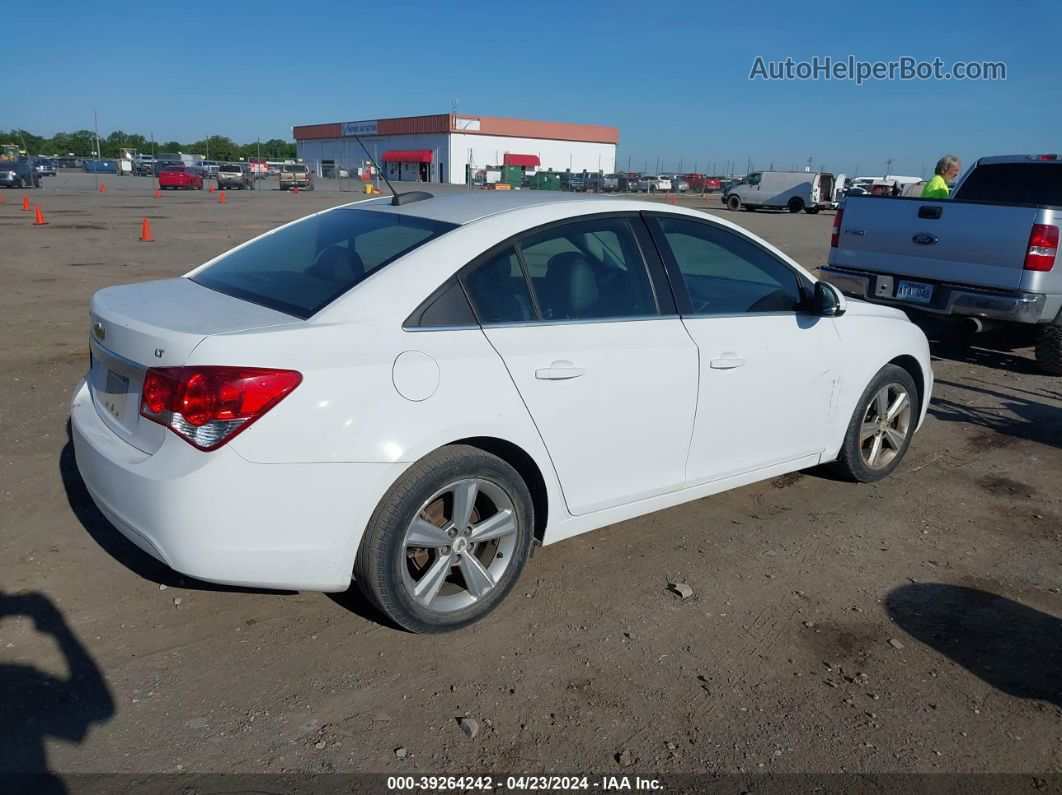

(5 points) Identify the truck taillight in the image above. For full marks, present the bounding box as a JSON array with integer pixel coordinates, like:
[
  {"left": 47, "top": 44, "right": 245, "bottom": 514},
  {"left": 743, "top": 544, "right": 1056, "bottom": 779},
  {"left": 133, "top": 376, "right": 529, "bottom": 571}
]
[
  {"left": 140, "top": 366, "right": 301, "bottom": 451},
  {"left": 831, "top": 208, "right": 844, "bottom": 247},
  {"left": 1024, "top": 223, "right": 1059, "bottom": 272}
]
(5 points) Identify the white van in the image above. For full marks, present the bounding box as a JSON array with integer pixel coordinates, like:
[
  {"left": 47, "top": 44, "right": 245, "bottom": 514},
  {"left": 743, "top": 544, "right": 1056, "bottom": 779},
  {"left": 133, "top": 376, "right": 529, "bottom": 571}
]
[{"left": 723, "top": 171, "right": 838, "bottom": 213}]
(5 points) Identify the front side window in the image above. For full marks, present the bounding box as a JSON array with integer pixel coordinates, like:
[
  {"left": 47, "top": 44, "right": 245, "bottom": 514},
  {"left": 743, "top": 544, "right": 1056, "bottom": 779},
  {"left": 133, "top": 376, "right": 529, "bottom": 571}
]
[
  {"left": 517, "top": 217, "right": 657, "bottom": 321},
  {"left": 192, "top": 209, "right": 456, "bottom": 318},
  {"left": 655, "top": 217, "right": 804, "bottom": 316},
  {"left": 746, "top": 173, "right": 762, "bottom": 186}
]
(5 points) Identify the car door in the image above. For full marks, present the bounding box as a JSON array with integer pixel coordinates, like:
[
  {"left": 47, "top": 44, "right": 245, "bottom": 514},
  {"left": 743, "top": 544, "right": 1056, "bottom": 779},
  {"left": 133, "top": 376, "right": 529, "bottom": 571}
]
[
  {"left": 461, "top": 214, "right": 699, "bottom": 516},
  {"left": 646, "top": 213, "right": 841, "bottom": 483}
]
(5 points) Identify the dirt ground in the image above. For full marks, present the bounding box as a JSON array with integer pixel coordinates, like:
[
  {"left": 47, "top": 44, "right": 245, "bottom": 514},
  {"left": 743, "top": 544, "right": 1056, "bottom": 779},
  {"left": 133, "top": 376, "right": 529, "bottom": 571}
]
[{"left": 1, "top": 174, "right": 1059, "bottom": 785}]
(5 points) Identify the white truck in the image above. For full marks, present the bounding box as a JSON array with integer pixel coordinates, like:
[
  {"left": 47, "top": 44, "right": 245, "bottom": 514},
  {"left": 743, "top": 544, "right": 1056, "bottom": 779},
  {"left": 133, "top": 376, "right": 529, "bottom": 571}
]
[
  {"left": 723, "top": 170, "right": 842, "bottom": 214},
  {"left": 821, "top": 154, "right": 1062, "bottom": 374}
]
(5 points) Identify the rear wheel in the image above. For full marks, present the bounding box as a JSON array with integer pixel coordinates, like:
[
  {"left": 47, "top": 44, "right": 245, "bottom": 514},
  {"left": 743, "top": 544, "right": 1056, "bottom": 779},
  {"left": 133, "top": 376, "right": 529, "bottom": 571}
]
[
  {"left": 726, "top": 194, "right": 741, "bottom": 211},
  {"left": 354, "top": 445, "right": 534, "bottom": 633},
  {"left": 830, "top": 364, "right": 918, "bottom": 482},
  {"left": 1035, "top": 325, "right": 1062, "bottom": 375},
  {"left": 787, "top": 197, "right": 804, "bottom": 213}
]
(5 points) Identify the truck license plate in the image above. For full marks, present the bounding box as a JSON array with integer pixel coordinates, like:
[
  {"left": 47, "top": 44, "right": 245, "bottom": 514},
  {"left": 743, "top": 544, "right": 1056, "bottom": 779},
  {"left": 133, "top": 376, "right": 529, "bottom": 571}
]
[{"left": 896, "top": 280, "right": 933, "bottom": 304}]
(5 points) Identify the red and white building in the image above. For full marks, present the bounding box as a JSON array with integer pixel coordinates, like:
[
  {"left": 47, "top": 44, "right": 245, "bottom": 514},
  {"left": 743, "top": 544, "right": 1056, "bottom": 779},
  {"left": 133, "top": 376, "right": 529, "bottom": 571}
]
[{"left": 292, "top": 113, "right": 618, "bottom": 184}]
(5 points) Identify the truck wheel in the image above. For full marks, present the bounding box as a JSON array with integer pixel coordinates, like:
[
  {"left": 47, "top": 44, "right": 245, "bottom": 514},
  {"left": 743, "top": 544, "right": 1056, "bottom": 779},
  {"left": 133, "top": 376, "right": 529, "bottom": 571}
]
[
  {"left": 726, "top": 195, "right": 741, "bottom": 211},
  {"left": 787, "top": 197, "right": 804, "bottom": 213},
  {"left": 1035, "top": 325, "right": 1062, "bottom": 376},
  {"left": 805, "top": 207, "right": 820, "bottom": 214}
]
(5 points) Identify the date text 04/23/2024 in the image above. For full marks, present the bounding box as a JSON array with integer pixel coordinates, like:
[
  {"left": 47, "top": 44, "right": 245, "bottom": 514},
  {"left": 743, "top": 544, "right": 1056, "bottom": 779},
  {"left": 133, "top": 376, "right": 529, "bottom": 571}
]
[{"left": 386, "top": 775, "right": 663, "bottom": 791}]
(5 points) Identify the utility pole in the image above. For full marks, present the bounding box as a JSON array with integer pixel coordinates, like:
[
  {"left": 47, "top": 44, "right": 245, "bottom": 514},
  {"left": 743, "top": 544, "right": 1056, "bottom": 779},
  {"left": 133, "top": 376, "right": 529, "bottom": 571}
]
[
  {"left": 885, "top": 158, "right": 893, "bottom": 177},
  {"left": 807, "top": 156, "right": 813, "bottom": 173},
  {"left": 93, "top": 110, "right": 100, "bottom": 191}
]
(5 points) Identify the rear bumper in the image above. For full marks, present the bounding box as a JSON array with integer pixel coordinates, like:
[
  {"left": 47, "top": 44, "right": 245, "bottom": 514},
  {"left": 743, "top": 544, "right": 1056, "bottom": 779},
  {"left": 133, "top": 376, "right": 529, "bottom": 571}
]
[
  {"left": 821, "top": 266, "right": 1048, "bottom": 324},
  {"left": 70, "top": 379, "right": 406, "bottom": 592}
]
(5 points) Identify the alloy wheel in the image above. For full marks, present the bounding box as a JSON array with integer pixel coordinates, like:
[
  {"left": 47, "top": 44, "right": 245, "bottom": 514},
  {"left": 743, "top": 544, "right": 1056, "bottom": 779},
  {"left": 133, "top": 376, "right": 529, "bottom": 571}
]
[{"left": 859, "top": 383, "right": 912, "bottom": 469}]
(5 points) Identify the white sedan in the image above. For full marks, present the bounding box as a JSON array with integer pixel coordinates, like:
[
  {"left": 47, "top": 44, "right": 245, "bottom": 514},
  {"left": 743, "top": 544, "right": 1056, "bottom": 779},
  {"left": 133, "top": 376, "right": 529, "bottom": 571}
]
[{"left": 71, "top": 191, "right": 932, "bottom": 633}]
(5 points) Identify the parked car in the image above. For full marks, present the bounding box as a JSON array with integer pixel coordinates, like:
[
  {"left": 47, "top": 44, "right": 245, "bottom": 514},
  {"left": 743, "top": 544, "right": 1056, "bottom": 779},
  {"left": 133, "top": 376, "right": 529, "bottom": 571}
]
[
  {"left": 560, "top": 173, "right": 587, "bottom": 192},
  {"left": 33, "top": 157, "right": 56, "bottom": 177},
  {"left": 133, "top": 156, "right": 156, "bottom": 176},
  {"left": 158, "top": 164, "right": 204, "bottom": 190},
  {"left": 662, "top": 175, "right": 689, "bottom": 192},
  {"left": 637, "top": 175, "right": 672, "bottom": 192},
  {"left": 822, "top": 154, "right": 1062, "bottom": 374},
  {"left": 0, "top": 157, "right": 42, "bottom": 188},
  {"left": 57, "top": 156, "right": 82, "bottom": 169},
  {"left": 216, "top": 163, "right": 254, "bottom": 190},
  {"left": 279, "top": 163, "right": 313, "bottom": 190},
  {"left": 202, "top": 161, "right": 220, "bottom": 178},
  {"left": 723, "top": 171, "right": 838, "bottom": 213},
  {"left": 71, "top": 191, "right": 932, "bottom": 633}
]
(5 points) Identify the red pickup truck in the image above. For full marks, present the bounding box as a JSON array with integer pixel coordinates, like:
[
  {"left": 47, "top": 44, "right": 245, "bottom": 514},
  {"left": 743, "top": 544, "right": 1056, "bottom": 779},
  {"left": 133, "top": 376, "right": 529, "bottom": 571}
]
[{"left": 158, "top": 164, "right": 203, "bottom": 191}]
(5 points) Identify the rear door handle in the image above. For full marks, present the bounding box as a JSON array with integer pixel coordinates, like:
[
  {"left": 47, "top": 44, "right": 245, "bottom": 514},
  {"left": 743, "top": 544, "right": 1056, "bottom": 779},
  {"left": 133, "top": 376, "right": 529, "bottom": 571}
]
[
  {"left": 710, "top": 356, "right": 746, "bottom": 370},
  {"left": 535, "top": 361, "right": 586, "bottom": 380}
]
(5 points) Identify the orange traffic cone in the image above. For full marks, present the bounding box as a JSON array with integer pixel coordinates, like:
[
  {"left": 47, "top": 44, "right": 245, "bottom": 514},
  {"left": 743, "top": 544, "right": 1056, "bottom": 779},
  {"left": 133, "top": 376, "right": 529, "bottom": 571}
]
[
  {"left": 208, "top": 185, "right": 215, "bottom": 193},
  {"left": 291, "top": 188, "right": 299, "bottom": 195},
  {"left": 34, "top": 205, "right": 47, "bottom": 225},
  {"left": 0, "top": 193, "right": 5, "bottom": 204},
  {"left": 218, "top": 190, "right": 226, "bottom": 204},
  {"left": 100, "top": 183, "right": 107, "bottom": 193},
  {"left": 154, "top": 188, "right": 160, "bottom": 199},
  {"left": 140, "top": 217, "right": 153, "bottom": 242},
  {"left": 22, "top": 194, "right": 30, "bottom": 211}
]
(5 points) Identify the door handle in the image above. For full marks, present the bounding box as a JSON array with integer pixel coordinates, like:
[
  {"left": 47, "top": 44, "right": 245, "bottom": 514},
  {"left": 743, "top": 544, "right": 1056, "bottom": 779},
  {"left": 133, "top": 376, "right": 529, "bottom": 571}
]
[
  {"left": 535, "top": 361, "right": 586, "bottom": 380},
  {"left": 710, "top": 356, "right": 746, "bottom": 370}
]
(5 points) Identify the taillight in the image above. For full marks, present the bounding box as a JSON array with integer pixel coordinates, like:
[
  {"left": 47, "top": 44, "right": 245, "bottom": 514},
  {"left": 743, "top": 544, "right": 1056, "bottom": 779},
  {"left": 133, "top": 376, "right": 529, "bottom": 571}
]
[
  {"left": 831, "top": 208, "right": 844, "bottom": 247},
  {"left": 1024, "top": 223, "right": 1059, "bottom": 272},
  {"left": 140, "top": 366, "right": 301, "bottom": 451}
]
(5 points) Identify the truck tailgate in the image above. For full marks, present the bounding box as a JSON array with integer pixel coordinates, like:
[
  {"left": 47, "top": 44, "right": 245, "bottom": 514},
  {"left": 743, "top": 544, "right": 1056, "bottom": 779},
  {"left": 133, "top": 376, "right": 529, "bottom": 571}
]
[{"left": 830, "top": 196, "right": 1039, "bottom": 291}]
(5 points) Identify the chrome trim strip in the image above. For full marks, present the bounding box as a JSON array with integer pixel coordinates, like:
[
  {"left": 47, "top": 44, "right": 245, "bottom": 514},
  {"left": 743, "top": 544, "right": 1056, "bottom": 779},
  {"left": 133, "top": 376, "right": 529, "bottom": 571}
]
[{"left": 89, "top": 336, "right": 149, "bottom": 373}]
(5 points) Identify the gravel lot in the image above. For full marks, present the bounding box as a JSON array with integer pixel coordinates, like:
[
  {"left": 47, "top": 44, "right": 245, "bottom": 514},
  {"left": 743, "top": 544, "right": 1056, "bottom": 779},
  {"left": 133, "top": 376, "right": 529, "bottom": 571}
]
[{"left": 2, "top": 173, "right": 1059, "bottom": 783}]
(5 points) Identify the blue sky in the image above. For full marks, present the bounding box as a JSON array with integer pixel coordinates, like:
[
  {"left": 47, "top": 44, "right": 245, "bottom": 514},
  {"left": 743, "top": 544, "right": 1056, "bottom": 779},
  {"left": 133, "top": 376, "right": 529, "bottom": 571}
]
[{"left": 12, "top": 0, "right": 1060, "bottom": 176}]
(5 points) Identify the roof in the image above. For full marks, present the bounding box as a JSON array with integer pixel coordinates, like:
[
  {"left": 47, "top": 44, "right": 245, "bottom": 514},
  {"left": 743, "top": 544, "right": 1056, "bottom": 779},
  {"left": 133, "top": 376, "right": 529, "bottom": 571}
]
[
  {"left": 341, "top": 190, "right": 617, "bottom": 225},
  {"left": 294, "top": 113, "right": 618, "bottom": 145}
]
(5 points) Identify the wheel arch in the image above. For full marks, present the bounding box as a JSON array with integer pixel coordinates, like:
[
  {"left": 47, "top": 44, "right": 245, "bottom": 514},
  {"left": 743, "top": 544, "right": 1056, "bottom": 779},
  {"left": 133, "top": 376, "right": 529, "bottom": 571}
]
[
  {"left": 888, "top": 354, "right": 926, "bottom": 421},
  {"left": 450, "top": 435, "right": 549, "bottom": 543}
]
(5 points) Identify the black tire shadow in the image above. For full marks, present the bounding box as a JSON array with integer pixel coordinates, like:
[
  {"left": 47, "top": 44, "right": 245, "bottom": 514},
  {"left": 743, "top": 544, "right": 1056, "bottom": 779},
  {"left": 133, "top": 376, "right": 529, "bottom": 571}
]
[
  {"left": 0, "top": 591, "right": 114, "bottom": 791},
  {"left": 908, "top": 312, "right": 1044, "bottom": 376},
  {"left": 928, "top": 378, "right": 1062, "bottom": 449},
  {"left": 59, "top": 423, "right": 292, "bottom": 596},
  {"left": 325, "top": 588, "right": 404, "bottom": 632},
  {"left": 885, "top": 583, "right": 1061, "bottom": 707}
]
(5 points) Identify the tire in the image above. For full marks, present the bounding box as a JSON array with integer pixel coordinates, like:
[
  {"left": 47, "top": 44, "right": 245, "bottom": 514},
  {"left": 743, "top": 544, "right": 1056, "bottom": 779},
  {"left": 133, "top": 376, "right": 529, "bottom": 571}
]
[
  {"left": 829, "top": 364, "right": 919, "bottom": 483},
  {"left": 726, "top": 194, "right": 741, "bottom": 211},
  {"left": 805, "top": 207, "right": 820, "bottom": 214},
  {"left": 353, "top": 444, "right": 534, "bottom": 634},
  {"left": 1035, "top": 325, "right": 1062, "bottom": 375},
  {"left": 787, "top": 197, "right": 804, "bottom": 213}
]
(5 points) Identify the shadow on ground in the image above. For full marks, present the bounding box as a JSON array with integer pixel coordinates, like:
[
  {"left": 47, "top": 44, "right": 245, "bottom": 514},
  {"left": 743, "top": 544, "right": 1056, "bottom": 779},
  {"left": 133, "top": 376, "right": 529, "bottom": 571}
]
[
  {"left": 928, "top": 379, "right": 1062, "bottom": 449},
  {"left": 0, "top": 591, "right": 114, "bottom": 791},
  {"left": 885, "top": 583, "right": 1061, "bottom": 707}
]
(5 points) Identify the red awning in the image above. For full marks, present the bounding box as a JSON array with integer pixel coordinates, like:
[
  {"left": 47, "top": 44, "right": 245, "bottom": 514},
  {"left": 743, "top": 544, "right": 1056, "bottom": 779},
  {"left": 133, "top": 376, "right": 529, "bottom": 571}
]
[
  {"left": 503, "top": 153, "right": 540, "bottom": 167},
  {"left": 382, "top": 150, "right": 433, "bottom": 163}
]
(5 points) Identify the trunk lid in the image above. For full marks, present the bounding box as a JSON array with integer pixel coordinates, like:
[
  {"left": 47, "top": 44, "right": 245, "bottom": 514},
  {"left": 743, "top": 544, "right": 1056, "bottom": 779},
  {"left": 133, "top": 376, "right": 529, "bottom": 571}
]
[
  {"left": 829, "top": 195, "right": 1041, "bottom": 290},
  {"left": 88, "top": 278, "right": 299, "bottom": 453}
]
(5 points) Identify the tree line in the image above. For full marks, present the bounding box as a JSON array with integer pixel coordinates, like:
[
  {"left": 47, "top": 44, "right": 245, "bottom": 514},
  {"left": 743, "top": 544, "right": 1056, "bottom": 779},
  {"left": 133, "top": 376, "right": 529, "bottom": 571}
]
[{"left": 6, "top": 129, "right": 296, "bottom": 161}]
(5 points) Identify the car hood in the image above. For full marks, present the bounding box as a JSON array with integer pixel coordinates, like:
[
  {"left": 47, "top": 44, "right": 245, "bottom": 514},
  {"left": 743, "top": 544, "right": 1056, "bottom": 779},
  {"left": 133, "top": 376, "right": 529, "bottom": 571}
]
[{"left": 842, "top": 297, "right": 910, "bottom": 321}]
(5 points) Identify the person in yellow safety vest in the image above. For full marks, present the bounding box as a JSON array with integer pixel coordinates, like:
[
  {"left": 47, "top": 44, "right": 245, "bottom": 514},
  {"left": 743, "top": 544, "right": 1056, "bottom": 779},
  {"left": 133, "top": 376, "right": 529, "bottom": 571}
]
[{"left": 922, "top": 155, "right": 961, "bottom": 198}]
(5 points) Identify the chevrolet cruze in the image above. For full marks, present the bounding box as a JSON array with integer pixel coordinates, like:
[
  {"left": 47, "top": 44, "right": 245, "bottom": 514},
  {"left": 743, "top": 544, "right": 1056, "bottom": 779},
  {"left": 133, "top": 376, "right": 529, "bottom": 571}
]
[{"left": 71, "top": 191, "right": 932, "bottom": 633}]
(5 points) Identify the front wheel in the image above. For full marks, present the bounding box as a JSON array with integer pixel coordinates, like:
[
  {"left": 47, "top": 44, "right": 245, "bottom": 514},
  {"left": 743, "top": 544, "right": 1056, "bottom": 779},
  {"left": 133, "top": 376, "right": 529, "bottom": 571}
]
[
  {"left": 354, "top": 445, "right": 534, "bottom": 633},
  {"left": 829, "top": 364, "right": 918, "bottom": 483},
  {"left": 1035, "top": 325, "right": 1062, "bottom": 375},
  {"left": 726, "top": 194, "right": 741, "bottom": 211}
]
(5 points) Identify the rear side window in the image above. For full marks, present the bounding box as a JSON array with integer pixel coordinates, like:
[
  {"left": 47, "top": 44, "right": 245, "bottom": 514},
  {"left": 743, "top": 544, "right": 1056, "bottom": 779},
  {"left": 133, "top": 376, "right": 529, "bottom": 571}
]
[
  {"left": 655, "top": 217, "right": 804, "bottom": 315},
  {"left": 517, "top": 217, "right": 657, "bottom": 321},
  {"left": 192, "top": 209, "right": 456, "bottom": 318},
  {"left": 955, "top": 163, "right": 1062, "bottom": 206},
  {"left": 464, "top": 247, "right": 535, "bottom": 324}
]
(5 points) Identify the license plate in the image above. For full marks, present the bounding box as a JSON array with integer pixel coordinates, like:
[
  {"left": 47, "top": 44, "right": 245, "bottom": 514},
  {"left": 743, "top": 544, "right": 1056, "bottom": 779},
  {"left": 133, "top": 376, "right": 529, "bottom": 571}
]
[
  {"left": 102, "top": 369, "right": 130, "bottom": 419},
  {"left": 896, "top": 280, "right": 934, "bottom": 304}
]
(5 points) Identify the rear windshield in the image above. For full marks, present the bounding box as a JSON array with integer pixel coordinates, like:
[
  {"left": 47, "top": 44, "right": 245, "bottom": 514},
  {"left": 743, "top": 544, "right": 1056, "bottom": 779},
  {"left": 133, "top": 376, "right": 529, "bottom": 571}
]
[
  {"left": 956, "top": 163, "right": 1062, "bottom": 206},
  {"left": 162, "top": 165, "right": 185, "bottom": 172},
  {"left": 219, "top": 165, "right": 242, "bottom": 172},
  {"left": 191, "top": 208, "right": 457, "bottom": 318},
  {"left": 283, "top": 165, "right": 307, "bottom": 173}
]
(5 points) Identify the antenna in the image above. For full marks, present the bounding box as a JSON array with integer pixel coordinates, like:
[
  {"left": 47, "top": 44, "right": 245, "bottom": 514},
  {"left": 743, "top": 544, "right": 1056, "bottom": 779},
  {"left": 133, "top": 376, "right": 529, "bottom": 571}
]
[{"left": 351, "top": 134, "right": 433, "bottom": 206}]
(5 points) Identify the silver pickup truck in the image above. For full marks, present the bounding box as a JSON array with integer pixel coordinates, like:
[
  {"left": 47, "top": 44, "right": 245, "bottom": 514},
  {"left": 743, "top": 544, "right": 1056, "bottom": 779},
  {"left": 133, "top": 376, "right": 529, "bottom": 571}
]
[{"left": 821, "top": 155, "right": 1062, "bottom": 374}]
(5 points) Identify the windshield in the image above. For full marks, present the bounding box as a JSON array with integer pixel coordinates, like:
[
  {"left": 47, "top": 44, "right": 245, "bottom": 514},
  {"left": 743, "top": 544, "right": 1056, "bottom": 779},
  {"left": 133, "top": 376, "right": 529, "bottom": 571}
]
[
  {"left": 191, "top": 208, "right": 457, "bottom": 318},
  {"left": 162, "top": 165, "right": 186, "bottom": 172},
  {"left": 219, "top": 165, "right": 241, "bottom": 173},
  {"left": 956, "top": 163, "right": 1062, "bottom": 207},
  {"left": 283, "top": 165, "right": 307, "bottom": 173}
]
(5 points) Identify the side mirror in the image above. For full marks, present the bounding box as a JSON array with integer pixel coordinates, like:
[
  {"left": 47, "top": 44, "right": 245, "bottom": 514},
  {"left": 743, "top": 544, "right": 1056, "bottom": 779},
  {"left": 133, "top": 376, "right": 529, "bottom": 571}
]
[{"left": 814, "top": 280, "right": 847, "bottom": 317}]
